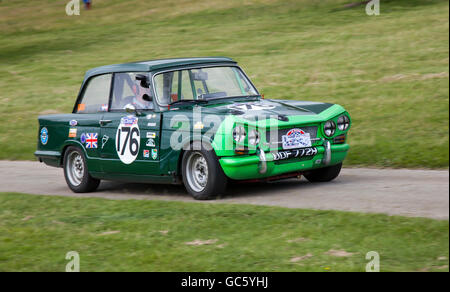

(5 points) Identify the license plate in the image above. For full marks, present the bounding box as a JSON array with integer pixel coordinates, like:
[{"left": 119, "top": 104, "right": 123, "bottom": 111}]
[
  {"left": 272, "top": 147, "right": 318, "bottom": 161},
  {"left": 282, "top": 128, "right": 311, "bottom": 150}
]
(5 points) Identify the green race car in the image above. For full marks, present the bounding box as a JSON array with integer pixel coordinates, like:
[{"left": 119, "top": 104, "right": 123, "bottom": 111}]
[{"left": 35, "top": 57, "right": 351, "bottom": 199}]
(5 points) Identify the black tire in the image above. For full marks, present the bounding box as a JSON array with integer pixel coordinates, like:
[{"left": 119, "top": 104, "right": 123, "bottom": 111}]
[
  {"left": 304, "top": 163, "right": 342, "bottom": 183},
  {"left": 63, "top": 146, "right": 100, "bottom": 193},
  {"left": 181, "top": 143, "right": 228, "bottom": 200}
]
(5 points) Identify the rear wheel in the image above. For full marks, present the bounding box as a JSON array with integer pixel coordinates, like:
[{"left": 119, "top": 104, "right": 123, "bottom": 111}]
[
  {"left": 63, "top": 146, "right": 100, "bottom": 193},
  {"left": 182, "top": 145, "right": 227, "bottom": 200},
  {"left": 304, "top": 163, "right": 342, "bottom": 182}
]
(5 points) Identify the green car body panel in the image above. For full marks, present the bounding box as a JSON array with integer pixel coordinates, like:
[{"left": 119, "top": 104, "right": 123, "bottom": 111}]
[{"left": 35, "top": 57, "right": 351, "bottom": 184}]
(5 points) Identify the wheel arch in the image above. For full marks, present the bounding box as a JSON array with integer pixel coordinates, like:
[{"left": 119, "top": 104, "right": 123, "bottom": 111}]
[
  {"left": 60, "top": 141, "right": 88, "bottom": 166},
  {"left": 176, "top": 137, "right": 216, "bottom": 178}
]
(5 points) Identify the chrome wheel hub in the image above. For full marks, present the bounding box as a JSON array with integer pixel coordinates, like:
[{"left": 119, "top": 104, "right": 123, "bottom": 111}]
[
  {"left": 186, "top": 152, "right": 209, "bottom": 192},
  {"left": 66, "top": 151, "right": 84, "bottom": 186}
]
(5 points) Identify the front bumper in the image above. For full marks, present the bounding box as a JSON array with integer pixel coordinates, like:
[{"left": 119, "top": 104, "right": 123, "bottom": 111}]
[{"left": 219, "top": 143, "right": 350, "bottom": 180}]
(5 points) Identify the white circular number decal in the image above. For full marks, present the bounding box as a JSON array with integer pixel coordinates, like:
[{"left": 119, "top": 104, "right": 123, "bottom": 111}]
[{"left": 116, "top": 116, "right": 140, "bottom": 164}]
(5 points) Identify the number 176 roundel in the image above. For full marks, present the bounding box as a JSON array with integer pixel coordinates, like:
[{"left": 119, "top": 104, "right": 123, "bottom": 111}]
[{"left": 116, "top": 116, "right": 140, "bottom": 164}]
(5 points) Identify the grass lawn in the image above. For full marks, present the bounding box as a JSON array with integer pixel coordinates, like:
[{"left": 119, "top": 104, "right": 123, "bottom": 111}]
[
  {"left": 0, "top": 0, "right": 448, "bottom": 168},
  {"left": 0, "top": 192, "right": 448, "bottom": 272}
]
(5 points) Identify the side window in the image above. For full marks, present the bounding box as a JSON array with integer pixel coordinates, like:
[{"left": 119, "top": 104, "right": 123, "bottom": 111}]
[
  {"left": 191, "top": 69, "right": 208, "bottom": 97},
  {"left": 169, "top": 71, "right": 194, "bottom": 102},
  {"left": 77, "top": 74, "right": 112, "bottom": 113},
  {"left": 154, "top": 70, "right": 194, "bottom": 104},
  {"left": 180, "top": 71, "right": 194, "bottom": 100},
  {"left": 170, "top": 71, "right": 180, "bottom": 102},
  {"left": 154, "top": 72, "right": 174, "bottom": 105},
  {"left": 112, "top": 72, "right": 154, "bottom": 110}
]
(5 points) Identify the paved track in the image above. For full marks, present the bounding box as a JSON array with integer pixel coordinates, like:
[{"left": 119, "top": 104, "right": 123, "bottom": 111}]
[{"left": 0, "top": 161, "right": 448, "bottom": 219}]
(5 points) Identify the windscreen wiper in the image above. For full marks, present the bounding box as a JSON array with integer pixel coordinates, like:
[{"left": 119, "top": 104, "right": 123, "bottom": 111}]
[
  {"left": 169, "top": 99, "right": 209, "bottom": 106},
  {"left": 207, "top": 95, "right": 261, "bottom": 101}
]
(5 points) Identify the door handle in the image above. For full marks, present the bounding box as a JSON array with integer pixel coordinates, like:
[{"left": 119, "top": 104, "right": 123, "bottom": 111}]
[{"left": 99, "top": 120, "right": 112, "bottom": 126}]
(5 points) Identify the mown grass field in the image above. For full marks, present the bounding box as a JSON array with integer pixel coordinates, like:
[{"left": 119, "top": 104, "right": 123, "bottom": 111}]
[
  {"left": 0, "top": 0, "right": 448, "bottom": 167},
  {"left": 0, "top": 192, "right": 448, "bottom": 272}
]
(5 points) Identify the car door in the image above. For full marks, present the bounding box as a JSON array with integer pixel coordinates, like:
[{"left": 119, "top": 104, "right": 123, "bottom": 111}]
[
  {"left": 99, "top": 72, "right": 162, "bottom": 175},
  {"left": 71, "top": 74, "right": 112, "bottom": 172}
]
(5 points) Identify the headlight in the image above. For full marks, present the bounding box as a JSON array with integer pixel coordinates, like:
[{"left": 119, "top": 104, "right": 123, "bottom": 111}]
[
  {"left": 248, "top": 129, "right": 260, "bottom": 145},
  {"left": 233, "top": 125, "right": 246, "bottom": 143},
  {"left": 337, "top": 115, "right": 350, "bottom": 131},
  {"left": 323, "top": 120, "right": 336, "bottom": 137}
]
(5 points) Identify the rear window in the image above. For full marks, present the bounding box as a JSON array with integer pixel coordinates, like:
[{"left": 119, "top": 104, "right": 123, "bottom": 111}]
[{"left": 76, "top": 74, "right": 112, "bottom": 113}]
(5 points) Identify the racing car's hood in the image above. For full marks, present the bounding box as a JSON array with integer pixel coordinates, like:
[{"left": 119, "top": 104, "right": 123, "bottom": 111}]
[
  {"left": 196, "top": 98, "right": 335, "bottom": 119},
  {"left": 163, "top": 97, "right": 348, "bottom": 132}
]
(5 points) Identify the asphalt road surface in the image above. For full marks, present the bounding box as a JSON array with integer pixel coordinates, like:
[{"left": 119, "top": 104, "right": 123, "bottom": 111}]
[{"left": 0, "top": 161, "right": 448, "bottom": 219}]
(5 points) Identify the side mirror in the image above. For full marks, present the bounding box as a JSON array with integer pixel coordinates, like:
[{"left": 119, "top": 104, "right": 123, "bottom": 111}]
[
  {"left": 124, "top": 103, "right": 136, "bottom": 114},
  {"left": 142, "top": 94, "right": 153, "bottom": 102},
  {"left": 136, "top": 74, "right": 150, "bottom": 88},
  {"left": 192, "top": 71, "right": 208, "bottom": 81}
]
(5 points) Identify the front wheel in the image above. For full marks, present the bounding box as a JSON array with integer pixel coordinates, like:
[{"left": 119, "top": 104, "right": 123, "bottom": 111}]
[
  {"left": 182, "top": 147, "right": 228, "bottom": 200},
  {"left": 304, "top": 163, "right": 342, "bottom": 182},
  {"left": 63, "top": 146, "right": 100, "bottom": 193}
]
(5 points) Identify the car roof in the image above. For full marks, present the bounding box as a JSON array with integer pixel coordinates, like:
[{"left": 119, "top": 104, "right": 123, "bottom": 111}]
[{"left": 84, "top": 57, "right": 236, "bottom": 80}]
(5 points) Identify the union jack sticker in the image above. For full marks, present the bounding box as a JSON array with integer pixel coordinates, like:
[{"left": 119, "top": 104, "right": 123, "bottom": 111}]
[{"left": 86, "top": 133, "right": 98, "bottom": 149}]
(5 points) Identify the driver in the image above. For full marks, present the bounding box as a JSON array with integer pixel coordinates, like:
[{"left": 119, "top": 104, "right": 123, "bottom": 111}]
[{"left": 131, "top": 80, "right": 153, "bottom": 110}]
